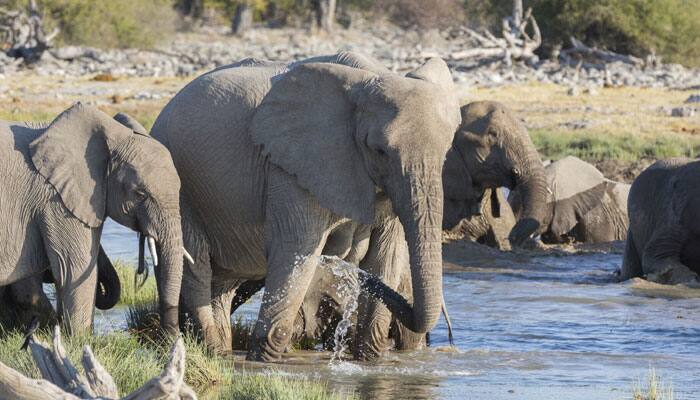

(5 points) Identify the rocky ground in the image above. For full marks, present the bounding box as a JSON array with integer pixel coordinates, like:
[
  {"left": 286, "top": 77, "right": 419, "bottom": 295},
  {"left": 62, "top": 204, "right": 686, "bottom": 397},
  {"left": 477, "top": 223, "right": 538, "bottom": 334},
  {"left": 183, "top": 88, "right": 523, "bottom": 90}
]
[{"left": 2, "top": 22, "right": 700, "bottom": 92}]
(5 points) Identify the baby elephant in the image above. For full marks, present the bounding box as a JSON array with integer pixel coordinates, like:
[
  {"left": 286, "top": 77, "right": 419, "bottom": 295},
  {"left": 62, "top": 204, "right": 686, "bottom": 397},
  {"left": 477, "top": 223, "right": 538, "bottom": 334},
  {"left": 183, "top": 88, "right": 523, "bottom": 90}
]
[
  {"left": 511, "top": 156, "right": 629, "bottom": 244},
  {"left": 0, "top": 104, "right": 185, "bottom": 334},
  {"left": 621, "top": 158, "right": 700, "bottom": 285}
]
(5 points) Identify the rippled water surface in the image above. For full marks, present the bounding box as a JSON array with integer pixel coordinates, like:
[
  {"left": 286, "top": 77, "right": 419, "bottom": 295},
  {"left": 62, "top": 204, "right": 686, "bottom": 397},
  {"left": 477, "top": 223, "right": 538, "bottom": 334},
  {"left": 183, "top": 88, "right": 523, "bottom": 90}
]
[{"left": 100, "top": 220, "right": 700, "bottom": 400}]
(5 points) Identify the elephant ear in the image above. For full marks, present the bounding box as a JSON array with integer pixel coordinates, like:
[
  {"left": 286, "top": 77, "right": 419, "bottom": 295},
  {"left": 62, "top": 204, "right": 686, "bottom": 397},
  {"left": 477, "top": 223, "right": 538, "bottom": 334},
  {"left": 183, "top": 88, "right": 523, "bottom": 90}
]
[
  {"left": 250, "top": 63, "right": 377, "bottom": 224},
  {"left": 30, "top": 103, "right": 131, "bottom": 227},
  {"left": 113, "top": 112, "right": 148, "bottom": 135},
  {"left": 406, "top": 58, "right": 454, "bottom": 91},
  {"left": 548, "top": 156, "right": 607, "bottom": 236}
]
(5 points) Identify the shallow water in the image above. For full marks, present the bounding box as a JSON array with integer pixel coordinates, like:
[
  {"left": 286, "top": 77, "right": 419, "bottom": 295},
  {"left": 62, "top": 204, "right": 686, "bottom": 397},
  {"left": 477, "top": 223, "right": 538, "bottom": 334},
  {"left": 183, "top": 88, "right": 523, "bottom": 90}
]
[{"left": 100, "top": 219, "right": 700, "bottom": 400}]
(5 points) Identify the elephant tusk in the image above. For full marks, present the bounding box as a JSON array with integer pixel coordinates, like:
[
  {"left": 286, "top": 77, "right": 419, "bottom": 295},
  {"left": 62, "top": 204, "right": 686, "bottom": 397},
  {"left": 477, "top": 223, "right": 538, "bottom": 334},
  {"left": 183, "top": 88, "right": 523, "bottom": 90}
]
[
  {"left": 182, "top": 247, "right": 195, "bottom": 264},
  {"left": 147, "top": 236, "right": 158, "bottom": 268}
]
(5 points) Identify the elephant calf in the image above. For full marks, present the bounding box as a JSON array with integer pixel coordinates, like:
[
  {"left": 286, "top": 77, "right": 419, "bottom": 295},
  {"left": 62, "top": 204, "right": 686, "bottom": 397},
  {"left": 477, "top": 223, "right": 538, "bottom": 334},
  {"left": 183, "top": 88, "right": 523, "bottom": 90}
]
[
  {"left": 510, "top": 156, "right": 629, "bottom": 244},
  {"left": 621, "top": 158, "right": 700, "bottom": 285},
  {"left": 0, "top": 104, "right": 185, "bottom": 334}
]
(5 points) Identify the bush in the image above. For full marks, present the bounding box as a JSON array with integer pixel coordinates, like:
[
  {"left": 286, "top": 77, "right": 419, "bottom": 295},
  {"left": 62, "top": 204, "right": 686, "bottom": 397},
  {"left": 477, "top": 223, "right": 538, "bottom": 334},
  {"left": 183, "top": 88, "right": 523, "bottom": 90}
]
[{"left": 3, "top": 0, "right": 178, "bottom": 49}]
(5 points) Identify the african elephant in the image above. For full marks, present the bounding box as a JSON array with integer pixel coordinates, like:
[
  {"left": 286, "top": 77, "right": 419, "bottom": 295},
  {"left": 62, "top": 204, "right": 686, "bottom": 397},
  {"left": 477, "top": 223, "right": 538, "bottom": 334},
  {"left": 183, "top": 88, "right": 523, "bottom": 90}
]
[
  {"left": 620, "top": 158, "right": 700, "bottom": 285},
  {"left": 510, "top": 156, "right": 629, "bottom": 244},
  {"left": 445, "top": 187, "right": 516, "bottom": 250},
  {"left": 151, "top": 52, "right": 461, "bottom": 361},
  {"left": 0, "top": 104, "right": 184, "bottom": 334},
  {"left": 442, "top": 101, "right": 548, "bottom": 247}
]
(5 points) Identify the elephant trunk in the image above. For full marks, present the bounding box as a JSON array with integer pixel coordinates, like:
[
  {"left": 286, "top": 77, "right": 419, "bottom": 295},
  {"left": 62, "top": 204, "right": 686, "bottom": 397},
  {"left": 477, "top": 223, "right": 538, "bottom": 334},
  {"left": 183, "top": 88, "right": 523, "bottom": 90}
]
[
  {"left": 363, "top": 163, "right": 443, "bottom": 334},
  {"left": 507, "top": 138, "right": 548, "bottom": 246},
  {"left": 152, "top": 213, "right": 184, "bottom": 335},
  {"left": 95, "top": 246, "right": 121, "bottom": 310}
]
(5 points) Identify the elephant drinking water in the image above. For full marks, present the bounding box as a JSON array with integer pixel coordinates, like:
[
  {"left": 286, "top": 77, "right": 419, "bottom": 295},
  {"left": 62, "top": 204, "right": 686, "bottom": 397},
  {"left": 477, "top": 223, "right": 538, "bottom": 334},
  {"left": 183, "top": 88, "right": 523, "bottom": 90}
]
[{"left": 151, "top": 53, "right": 461, "bottom": 361}]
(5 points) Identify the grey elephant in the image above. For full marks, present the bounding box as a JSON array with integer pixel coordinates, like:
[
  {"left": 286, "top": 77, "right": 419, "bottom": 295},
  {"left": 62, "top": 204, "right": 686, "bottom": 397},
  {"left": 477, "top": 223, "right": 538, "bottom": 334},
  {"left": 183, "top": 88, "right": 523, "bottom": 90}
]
[
  {"left": 0, "top": 104, "right": 185, "bottom": 334},
  {"left": 442, "top": 101, "right": 548, "bottom": 247},
  {"left": 510, "top": 156, "right": 630, "bottom": 244},
  {"left": 151, "top": 52, "right": 461, "bottom": 361},
  {"left": 445, "top": 187, "right": 517, "bottom": 250},
  {"left": 620, "top": 158, "right": 700, "bottom": 285}
]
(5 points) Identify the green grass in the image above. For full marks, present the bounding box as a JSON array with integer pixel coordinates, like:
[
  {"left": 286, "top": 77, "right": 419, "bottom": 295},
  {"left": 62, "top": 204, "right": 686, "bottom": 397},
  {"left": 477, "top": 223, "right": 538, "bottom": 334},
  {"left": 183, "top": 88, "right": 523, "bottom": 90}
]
[
  {"left": 0, "top": 327, "right": 354, "bottom": 399},
  {"left": 113, "top": 261, "right": 158, "bottom": 307},
  {"left": 531, "top": 129, "right": 700, "bottom": 162},
  {"left": 632, "top": 368, "right": 674, "bottom": 400}
]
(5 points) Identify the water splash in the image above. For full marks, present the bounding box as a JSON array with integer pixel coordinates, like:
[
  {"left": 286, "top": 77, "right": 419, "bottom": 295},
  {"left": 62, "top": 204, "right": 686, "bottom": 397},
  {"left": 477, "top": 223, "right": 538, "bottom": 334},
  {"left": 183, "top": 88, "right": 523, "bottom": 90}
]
[{"left": 317, "top": 255, "right": 363, "bottom": 365}]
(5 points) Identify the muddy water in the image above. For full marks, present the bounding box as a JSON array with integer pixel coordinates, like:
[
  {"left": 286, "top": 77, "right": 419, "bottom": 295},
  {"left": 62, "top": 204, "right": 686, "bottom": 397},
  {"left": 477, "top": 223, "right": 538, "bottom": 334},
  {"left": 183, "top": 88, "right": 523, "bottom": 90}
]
[{"left": 101, "top": 220, "right": 700, "bottom": 400}]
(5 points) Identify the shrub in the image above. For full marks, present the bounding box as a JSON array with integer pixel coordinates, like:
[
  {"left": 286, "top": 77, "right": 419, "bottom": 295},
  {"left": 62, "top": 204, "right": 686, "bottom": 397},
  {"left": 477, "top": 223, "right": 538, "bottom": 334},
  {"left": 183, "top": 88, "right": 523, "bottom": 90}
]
[{"left": 3, "top": 0, "right": 178, "bottom": 49}]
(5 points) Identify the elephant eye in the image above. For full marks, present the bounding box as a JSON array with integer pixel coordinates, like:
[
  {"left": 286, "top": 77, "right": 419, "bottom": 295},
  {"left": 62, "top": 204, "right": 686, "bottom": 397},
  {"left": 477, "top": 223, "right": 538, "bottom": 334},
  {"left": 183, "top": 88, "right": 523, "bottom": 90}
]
[
  {"left": 376, "top": 148, "right": 386, "bottom": 156},
  {"left": 511, "top": 167, "right": 521, "bottom": 178},
  {"left": 134, "top": 189, "right": 148, "bottom": 200}
]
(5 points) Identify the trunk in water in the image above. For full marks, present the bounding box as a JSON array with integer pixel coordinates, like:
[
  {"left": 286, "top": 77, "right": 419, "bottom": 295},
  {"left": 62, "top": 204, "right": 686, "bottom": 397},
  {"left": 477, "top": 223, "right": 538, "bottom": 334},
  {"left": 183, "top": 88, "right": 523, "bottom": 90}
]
[
  {"left": 361, "top": 164, "right": 444, "bottom": 333},
  {"left": 508, "top": 142, "right": 548, "bottom": 246},
  {"left": 154, "top": 221, "right": 184, "bottom": 335}
]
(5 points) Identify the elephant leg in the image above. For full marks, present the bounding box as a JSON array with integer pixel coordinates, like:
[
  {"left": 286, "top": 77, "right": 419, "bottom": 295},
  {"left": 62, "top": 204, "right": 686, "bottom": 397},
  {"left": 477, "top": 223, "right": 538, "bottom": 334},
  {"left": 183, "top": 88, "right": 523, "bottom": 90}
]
[
  {"left": 181, "top": 249, "right": 222, "bottom": 350},
  {"left": 248, "top": 169, "right": 333, "bottom": 361},
  {"left": 642, "top": 225, "right": 699, "bottom": 285},
  {"left": 9, "top": 275, "right": 56, "bottom": 326},
  {"left": 355, "top": 217, "right": 407, "bottom": 360},
  {"left": 620, "top": 228, "right": 642, "bottom": 280},
  {"left": 41, "top": 222, "right": 99, "bottom": 335},
  {"left": 211, "top": 274, "right": 246, "bottom": 355}
]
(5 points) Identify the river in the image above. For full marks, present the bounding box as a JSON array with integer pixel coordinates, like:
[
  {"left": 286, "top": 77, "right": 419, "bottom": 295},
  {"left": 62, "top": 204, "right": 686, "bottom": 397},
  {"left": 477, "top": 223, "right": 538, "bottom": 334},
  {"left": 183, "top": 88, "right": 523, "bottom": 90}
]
[{"left": 100, "top": 219, "right": 700, "bottom": 400}]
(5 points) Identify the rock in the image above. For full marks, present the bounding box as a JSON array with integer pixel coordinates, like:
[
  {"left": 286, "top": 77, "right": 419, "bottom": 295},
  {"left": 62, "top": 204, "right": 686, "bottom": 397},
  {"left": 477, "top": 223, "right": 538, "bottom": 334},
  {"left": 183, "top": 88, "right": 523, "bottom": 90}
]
[
  {"left": 671, "top": 107, "right": 696, "bottom": 117},
  {"left": 685, "top": 94, "right": 700, "bottom": 103},
  {"left": 567, "top": 86, "right": 580, "bottom": 96},
  {"left": 562, "top": 120, "right": 593, "bottom": 130}
]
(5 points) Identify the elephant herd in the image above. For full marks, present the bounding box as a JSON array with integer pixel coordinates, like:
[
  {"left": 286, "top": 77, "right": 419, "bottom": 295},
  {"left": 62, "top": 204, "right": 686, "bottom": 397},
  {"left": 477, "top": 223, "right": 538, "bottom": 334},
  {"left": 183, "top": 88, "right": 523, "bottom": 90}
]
[{"left": 0, "top": 51, "right": 698, "bottom": 364}]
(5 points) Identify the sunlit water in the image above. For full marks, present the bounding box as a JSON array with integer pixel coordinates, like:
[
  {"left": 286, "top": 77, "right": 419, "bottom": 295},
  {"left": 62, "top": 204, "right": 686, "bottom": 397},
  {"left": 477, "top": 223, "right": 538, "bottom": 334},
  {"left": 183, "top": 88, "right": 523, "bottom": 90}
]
[{"left": 98, "top": 219, "right": 700, "bottom": 400}]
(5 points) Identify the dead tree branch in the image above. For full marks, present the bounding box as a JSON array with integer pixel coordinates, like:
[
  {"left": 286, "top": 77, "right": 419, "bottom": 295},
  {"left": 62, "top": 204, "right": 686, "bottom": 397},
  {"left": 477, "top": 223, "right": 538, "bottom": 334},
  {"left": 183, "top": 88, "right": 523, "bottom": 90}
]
[
  {"left": 450, "top": 0, "right": 541, "bottom": 66},
  {"left": 0, "top": 326, "right": 197, "bottom": 400},
  {"left": 0, "top": 0, "right": 58, "bottom": 64},
  {"left": 559, "top": 37, "right": 644, "bottom": 68}
]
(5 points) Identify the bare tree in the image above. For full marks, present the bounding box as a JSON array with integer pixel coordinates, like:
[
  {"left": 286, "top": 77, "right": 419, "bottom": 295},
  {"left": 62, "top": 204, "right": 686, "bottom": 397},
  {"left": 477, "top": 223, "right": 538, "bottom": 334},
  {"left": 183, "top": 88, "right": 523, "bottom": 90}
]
[
  {"left": 231, "top": 1, "right": 254, "bottom": 35},
  {"left": 312, "top": 0, "right": 336, "bottom": 32}
]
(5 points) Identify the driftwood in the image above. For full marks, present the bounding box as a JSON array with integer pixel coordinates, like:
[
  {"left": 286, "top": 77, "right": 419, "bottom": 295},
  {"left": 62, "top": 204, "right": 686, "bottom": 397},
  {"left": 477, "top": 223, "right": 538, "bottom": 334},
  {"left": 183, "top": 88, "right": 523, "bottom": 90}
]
[
  {"left": 0, "top": 326, "right": 197, "bottom": 400},
  {"left": 560, "top": 37, "right": 643, "bottom": 68},
  {"left": 0, "top": 0, "right": 58, "bottom": 64},
  {"left": 451, "top": 0, "right": 541, "bottom": 66}
]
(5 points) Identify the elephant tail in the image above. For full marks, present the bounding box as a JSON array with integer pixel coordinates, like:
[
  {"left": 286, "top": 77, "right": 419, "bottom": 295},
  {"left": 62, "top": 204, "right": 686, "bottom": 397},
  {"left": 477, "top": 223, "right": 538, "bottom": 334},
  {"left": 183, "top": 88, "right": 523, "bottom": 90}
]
[
  {"left": 442, "top": 297, "right": 454, "bottom": 346},
  {"left": 95, "top": 246, "right": 121, "bottom": 310}
]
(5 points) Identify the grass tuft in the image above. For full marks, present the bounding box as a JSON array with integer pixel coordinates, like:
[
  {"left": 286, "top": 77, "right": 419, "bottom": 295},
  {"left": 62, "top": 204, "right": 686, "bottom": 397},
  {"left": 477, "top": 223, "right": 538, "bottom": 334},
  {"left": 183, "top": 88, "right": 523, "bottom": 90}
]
[
  {"left": 632, "top": 368, "right": 674, "bottom": 400},
  {"left": 114, "top": 261, "right": 158, "bottom": 307}
]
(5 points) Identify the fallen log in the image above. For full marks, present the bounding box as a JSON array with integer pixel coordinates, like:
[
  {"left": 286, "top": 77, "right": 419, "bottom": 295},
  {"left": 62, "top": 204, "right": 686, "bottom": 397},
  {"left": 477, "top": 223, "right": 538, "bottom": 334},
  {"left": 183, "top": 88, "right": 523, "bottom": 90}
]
[
  {"left": 559, "top": 37, "right": 643, "bottom": 67},
  {"left": 0, "top": 326, "right": 197, "bottom": 400},
  {"left": 0, "top": 0, "right": 58, "bottom": 64}
]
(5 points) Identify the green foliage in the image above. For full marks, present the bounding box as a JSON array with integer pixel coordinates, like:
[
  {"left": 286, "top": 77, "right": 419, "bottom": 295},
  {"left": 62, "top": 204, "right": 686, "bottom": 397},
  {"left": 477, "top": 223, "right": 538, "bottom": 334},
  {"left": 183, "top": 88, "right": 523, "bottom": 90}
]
[
  {"left": 531, "top": 129, "right": 700, "bottom": 162},
  {"left": 2, "top": 0, "right": 177, "bottom": 48},
  {"left": 114, "top": 261, "right": 158, "bottom": 307},
  {"left": 529, "top": 0, "right": 700, "bottom": 66}
]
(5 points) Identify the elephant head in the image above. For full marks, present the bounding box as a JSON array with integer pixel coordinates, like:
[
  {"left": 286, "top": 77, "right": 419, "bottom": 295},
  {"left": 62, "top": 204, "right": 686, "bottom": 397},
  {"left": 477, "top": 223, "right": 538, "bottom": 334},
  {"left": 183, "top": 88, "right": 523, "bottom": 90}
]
[
  {"left": 251, "top": 58, "right": 461, "bottom": 334},
  {"left": 29, "top": 103, "right": 184, "bottom": 334},
  {"left": 443, "top": 101, "right": 547, "bottom": 246}
]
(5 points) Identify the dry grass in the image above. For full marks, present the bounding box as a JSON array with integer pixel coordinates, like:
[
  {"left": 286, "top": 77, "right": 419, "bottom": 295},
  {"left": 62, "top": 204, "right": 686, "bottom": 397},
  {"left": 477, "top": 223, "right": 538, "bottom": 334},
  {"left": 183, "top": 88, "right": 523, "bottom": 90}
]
[{"left": 632, "top": 368, "right": 674, "bottom": 400}]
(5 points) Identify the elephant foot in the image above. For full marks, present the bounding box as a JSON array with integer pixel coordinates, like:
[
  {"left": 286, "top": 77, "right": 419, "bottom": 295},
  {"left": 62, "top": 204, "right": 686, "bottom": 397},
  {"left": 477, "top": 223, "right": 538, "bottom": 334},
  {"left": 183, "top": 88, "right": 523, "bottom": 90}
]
[
  {"left": 247, "top": 325, "right": 291, "bottom": 362},
  {"left": 647, "top": 265, "right": 700, "bottom": 286}
]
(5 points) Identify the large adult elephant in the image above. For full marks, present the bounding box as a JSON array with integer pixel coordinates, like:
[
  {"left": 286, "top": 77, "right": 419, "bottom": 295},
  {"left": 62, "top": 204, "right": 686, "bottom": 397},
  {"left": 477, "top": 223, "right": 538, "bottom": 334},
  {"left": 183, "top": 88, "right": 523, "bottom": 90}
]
[
  {"left": 0, "top": 104, "right": 185, "bottom": 334},
  {"left": 151, "top": 52, "right": 461, "bottom": 361},
  {"left": 620, "top": 158, "right": 700, "bottom": 285},
  {"left": 442, "top": 101, "right": 548, "bottom": 247},
  {"left": 510, "top": 156, "right": 629, "bottom": 244}
]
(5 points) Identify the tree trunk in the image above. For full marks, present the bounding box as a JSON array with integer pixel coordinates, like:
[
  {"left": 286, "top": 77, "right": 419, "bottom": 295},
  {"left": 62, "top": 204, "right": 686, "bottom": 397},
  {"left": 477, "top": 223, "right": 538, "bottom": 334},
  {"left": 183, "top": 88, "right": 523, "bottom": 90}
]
[
  {"left": 313, "top": 0, "right": 336, "bottom": 32},
  {"left": 231, "top": 3, "right": 253, "bottom": 35}
]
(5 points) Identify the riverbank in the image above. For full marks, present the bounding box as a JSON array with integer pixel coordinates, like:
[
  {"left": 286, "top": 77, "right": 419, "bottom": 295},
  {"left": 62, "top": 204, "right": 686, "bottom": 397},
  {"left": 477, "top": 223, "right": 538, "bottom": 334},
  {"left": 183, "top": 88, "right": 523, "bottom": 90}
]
[{"left": 2, "top": 72, "right": 697, "bottom": 183}]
